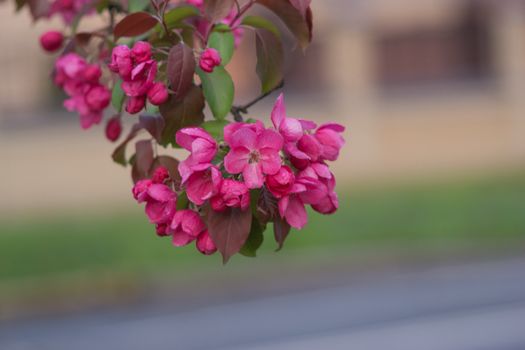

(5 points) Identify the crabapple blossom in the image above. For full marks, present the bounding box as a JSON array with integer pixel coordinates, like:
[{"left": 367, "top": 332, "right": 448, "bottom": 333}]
[
  {"left": 210, "top": 179, "right": 250, "bottom": 212},
  {"left": 105, "top": 116, "right": 122, "bottom": 142},
  {"left": 224, "top": 125, "right": 283, "bottom": 189},
  {"left": 39, "top": 31, "right": 63, "bottom": 52},
  {"left": 170, "top": 210, "right": 205, "bottom": 247},
  {"left": 196, "top": 230, "right": 217, "bottom": 255},
  {"left": 48, "top": 0, "right": 93, "bottom": 24},
  {"left": 176, "top": 128, "right": 218, "bottom": 183},
  {"left": 147, "top": 82, "right": 169, "bottom": 106},
  {"left": 199, "top": 48, "right": 221, "bottom": 73},
  {"left": 185, "top": 166, "right": 222, "bottom": 205},
  {"left": 265, "top": 165, "right": 295, "bottom": 198}
]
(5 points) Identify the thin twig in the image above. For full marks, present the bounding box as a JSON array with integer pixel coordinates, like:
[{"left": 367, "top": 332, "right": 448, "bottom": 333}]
[{"left": 230, "top": 80, "right": 284, "bottom": 122}]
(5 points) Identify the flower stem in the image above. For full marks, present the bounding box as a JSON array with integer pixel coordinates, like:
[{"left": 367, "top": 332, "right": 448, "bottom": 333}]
[{"left": 230, "top": 80, "right": 284, "bottom": 122}]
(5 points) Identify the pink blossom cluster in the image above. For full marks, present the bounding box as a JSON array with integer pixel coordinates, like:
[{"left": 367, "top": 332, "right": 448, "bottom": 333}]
[
  {"left": 48, "top": 0, "right": 94, "bottom": 24},
  {"left": 54, "top": 53, "right": 111, "bottom": 129},
  {"left": 172, "top": 94, "right": 344, "bottom": 230},
  {"left": 109, "top": 41, "right": 169, "bottom": 114},
  {"left": 132, "top": 166, "right": 217, "bottom": 255}
]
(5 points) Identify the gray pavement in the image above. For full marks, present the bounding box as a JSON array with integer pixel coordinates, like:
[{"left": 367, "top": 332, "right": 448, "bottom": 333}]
[{"left": 1, "top": 257, "right": 525, "bottom": 350}]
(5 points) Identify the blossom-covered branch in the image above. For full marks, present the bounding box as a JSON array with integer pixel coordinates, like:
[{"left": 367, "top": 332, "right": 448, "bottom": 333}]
[{"left": 11, "top": 0, "right": 345, "bottom": 263}]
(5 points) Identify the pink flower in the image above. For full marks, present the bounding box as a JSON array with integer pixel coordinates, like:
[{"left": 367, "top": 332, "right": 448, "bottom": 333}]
[
  {"left": 265, "top": 165, "right": 295, "bottom": 198},
  {"left": 125, "top": 96, "right": 146, "bottom": 114},
  {"left": 210, "top": 179, "right": 250, "bottom": 211},
  {"left": 169, "top": 210, "right": 205, "bottom": 247},
  {"left": 144, "top": 184, "right": 177, "bottom": 225},
  {"left": 196, "top": 230, "right": 217, "bottom": 255},
  {"left": 147, "top": 82, "right": 169, "bottom": 106},
  {"left": 108, "top": 45, "right": 133, "bottom": 80},
  {"left": 49, "top": 0, "right": 94, "bottom": 24},
  {"left": 40, "top": 31, "right": 63, "bottom": 52},
  {"left": 315, "top": 123, "right": 345, "bottom": 161},
  {"left": 121, "top": 60, "right": 157, "bottom": 97},
  {"left": 278, "top": 174, "right": 325, "bottom": 229},
  {"left": 132, "top": 179, "right": 153, "bottom": 203},
  {"left": 83, "top": 65, "right": 102, "bottom": 83},
  {"left": 105, "top": 116, "right": 122, "bottom": 142},
  {"left": 131, "top": 41, "right": 152, "bottom": 63},
  {"left": 185, "top": 166, "right": 222, "bottom": 205},
  {"left": 300, "top": 164, "right": 339, "bottom": 214},
  {"left": 176, "top": 128, "right": 218, "bottom": 183},
  {"left": 85, "top": 85, "right": 110, "bottom": 111},
  {"left": 199, "top": 48, "right": 221, "bottom": 73},
  {"left": 224, "top": 125, "right": 283, "bottom": 189},
  {"left": 151, "top": 166, "right": 170, "bottom": 184}
]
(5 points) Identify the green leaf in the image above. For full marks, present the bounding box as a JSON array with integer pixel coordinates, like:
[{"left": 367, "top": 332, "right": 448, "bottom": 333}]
[
  {"left": 128, "top": 0, "right": 149, "bottom": 13},
  {"left": 208, "top": 24, "right": 235, "bottom": 66},
  {"left": 159, "top": 85, "right": 205, "bottom": 146},
  {"left": 201, "top": 120, "right": 229, "bottom": 141},
  {"left": 255, "top": 28, "right": 284, "bottom": 93},
  {"left": 164, "top": 5, "right": 200, "bottom": 29},
  {"left": 111, "top": 80, "right": 125, "bottom": 112},
  {"left": 240, "top": 218, "right": 265, "bottom": 257},
  {"left": 176, "top": 191, "right": 189, "bottom": 210},
  {"left": 241, "top": 15, "right": 281, "bottom": 38},
  {"left": 197, "top": 66, "right": 234, "bottom": 120}
]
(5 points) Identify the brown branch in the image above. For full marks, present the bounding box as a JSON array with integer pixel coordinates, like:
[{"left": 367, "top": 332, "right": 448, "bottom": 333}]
[{"left": 230, "top": 80, "right": 284, "bottom": 122}]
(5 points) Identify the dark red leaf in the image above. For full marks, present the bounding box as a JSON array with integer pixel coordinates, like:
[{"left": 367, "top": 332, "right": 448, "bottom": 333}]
[
  {"left": 114, "top": 12, "right": 159, "bottom": 40},
  {"left": 207, "top": 207, "right": 253, "bottom": 264},
  {"left": 255, "top": 28, "right": 284, "bottom": 93},
  {"left": 159, "top": 85, "right": 205, "bottom": 146},
  {"left": 75, "top": 32, "right": 93, "bottom": 46},
  {"left": 203, "top": 0, "right": 235, "bottom": 22},
  {"left": 289, "top": 0, "right": 311, "bottom": 18},
  {"left": 167, "top": 43, "right": 196, "bottom": 98},
  {"left": 131, "top": 139, "right": 155, "bottom": 182},
  {"left": 27, "top": 0, "right": 49, "bottom": 19},
  {"left": 112, "top": 123, "right": 143, "bottom": 166},
  {"left": 139, "top": 114, "right": 165, "bottom": 143},
  {"left": 256, "top": 0, "right": 313, "bottom": 49},
  {"left": 273, "top": 216, "right": 291, "bottom": 251}
]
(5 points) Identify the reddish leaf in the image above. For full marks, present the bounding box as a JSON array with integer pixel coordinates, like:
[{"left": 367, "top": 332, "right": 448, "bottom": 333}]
[
  {"left": 159, "top": 85, "right": 205, "bottom": 146},
  {"left": 139, "top": 114, "right": 165, "bottom": 143},
  {"left": 273, "top": 217, "right": 291, "bottom": 251},
  {"left": 207, "top": 206, "right": 253, "bottom": 264},
  {"left": 75, "top": 32, "right": 93, "bottom": 46},
  {"left": 27, "top": 0, "right": 49, "bottom": 20},
  {"left": 256, "top": 0, "right": 312, "bottom": 49},
  {"left": 167, "top": 43, "right": 196, "bottom": 98},
  {"left": 114, "top": 12, "right": 159, "bottom": 40},
  {"left": 289, "top": 0, "right": 311, "bottom": 18},
  {"left": 112, "top": 123, "right": 143, "bottom": 166},
  {"left": 131, "top": 139, "right": 155, "bottom": 182},
  {"left": 255, "top": 28, "right": 284, "bottom": 93},
  {"left": 203, "top": 0, "right": 235, "bottom": 22}
]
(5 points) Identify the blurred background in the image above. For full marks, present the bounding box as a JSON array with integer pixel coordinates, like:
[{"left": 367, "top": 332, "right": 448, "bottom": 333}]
[{"left": 1, "top": 0, "right": 525, "bottom": 349}]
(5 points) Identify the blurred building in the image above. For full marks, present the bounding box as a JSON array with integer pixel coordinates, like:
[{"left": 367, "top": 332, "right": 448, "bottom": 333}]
[{"left": 1, "top": 0, "right": 525, "bottom": 187}]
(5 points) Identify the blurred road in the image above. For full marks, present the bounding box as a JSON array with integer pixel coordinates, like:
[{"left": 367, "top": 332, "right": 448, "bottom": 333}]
[{"left": 1, "top": 258, "right": 525, "bottom": 350}]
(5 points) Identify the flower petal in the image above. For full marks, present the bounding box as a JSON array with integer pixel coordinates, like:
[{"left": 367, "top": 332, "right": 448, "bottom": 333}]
[
  {"left": 242, "top": 163, "right": 264, "bottom": 189},
  {"left": 224, "top": 148, "right": 250, "bottom": 174}
]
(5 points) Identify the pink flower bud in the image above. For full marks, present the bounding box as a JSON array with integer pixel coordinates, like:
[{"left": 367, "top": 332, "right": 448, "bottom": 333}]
[
  {"left": 40, "top": 31, "right": 64, "bottom": 52},
  {"left": 147, "top": 82, "right": 169, "bottom": 106},
  {"left": 83, "top": 65, "right": 102, "bottom": 83},
  {"left": 152, "top": 166, "right": 170, "bottom": 184},
  {"left": 199, "top": 48, "right": 221, "bottom": 73},
  {"left": 156, "top": 223, "right": 169, "bottom": 237},
  {"left": 105, "top": 116, "right": 122, "bottom": 142},
  {"left": 85, "top": 85, "right": 111, "bottom": 111},
  {"left": 125, "top": 96, "right": 146, "bottom": 114},
  {"left": 109, "top": 45, "right": 133, "bottom": 79},
  {"left": 131, "top": 41, "right": 152, "bottom": 63},
  {"left": 266, "top": 166, "right": 295, "bottom": 198},
  {"left": 196, "top": 230, "right": 217, "bottom": 255},
  {"left": 132, "top": 179, "right": 153, "bottom": 202}
]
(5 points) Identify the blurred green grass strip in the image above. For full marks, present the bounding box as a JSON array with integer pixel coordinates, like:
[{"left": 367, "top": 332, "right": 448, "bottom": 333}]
[{"left": 1, "top": 171, "right": 525, "bottom": 283}]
